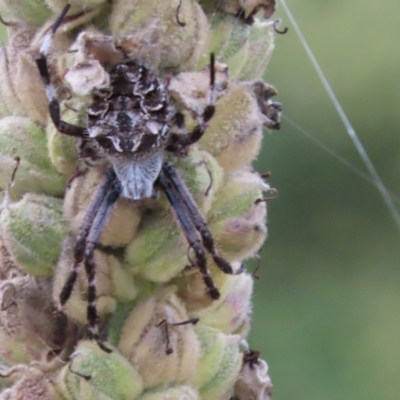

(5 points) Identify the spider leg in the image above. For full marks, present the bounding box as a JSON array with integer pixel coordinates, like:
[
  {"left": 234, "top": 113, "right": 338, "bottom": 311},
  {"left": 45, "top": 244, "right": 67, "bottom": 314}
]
[
  {"left": 35, "top": 4, "right": 86, "bottom": 138},
  {"left": 157, "top": 170, "right": 221, "bottom": 300},
  {"left": 84, "top": 178, "right": 122, "bottom": 352},
  {"left": 59, "top": 170, "right": 117, "bottom": 308},
  {"left": 162, "top": 163, "right": 244, "bottom": 275},
  {"left": 167, "top": 53, "right": 216, "bottom": 150}
]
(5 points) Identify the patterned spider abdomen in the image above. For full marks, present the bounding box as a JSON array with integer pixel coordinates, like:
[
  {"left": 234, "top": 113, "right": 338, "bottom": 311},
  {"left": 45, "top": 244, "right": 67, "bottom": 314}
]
[
  {"left": 87, "top": 61, "right": 174, "bottom": 158},
  {"left": 86, "top": 61, "right": 176, "bottom": 200}
]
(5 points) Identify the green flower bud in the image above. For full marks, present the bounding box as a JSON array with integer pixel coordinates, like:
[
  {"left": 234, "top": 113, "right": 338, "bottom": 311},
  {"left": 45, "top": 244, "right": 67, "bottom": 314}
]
[
  {"left": 189, "top": 273, "right": 253, "bottom": 336},
  {"left": 56, "top": 340, "right": 143, "bottom": 400},
  {"left": 110, "top": 0, "right": 208, "bottom": 70},
  {"left": 0, "top": 194, "right": 66, "bottom": 276},
  {"left": 139, "top": 385, "right": 200, "bottom": 400},
  {"left": 0, "top": 276, "right": 71, "bottom": 365},
  {"left": 0, "top": 0, "right": 51, "bottom": 26},
  {"left": 44, "top": 1, "right": 110, "bottom": 29},
  {"left": 118, "top": 288, "right": 200, "bottom": 389},
  {"left": 0, "top": 117, "right": 67, "bottom": 199},
  {"left": 196, "top": 10, "right": 250, "bottom": 76},
  {"left": 238, "top": 19, "right": 276, "bottom": 80},
  {"left": 64, "top": 167, "right": 142, "bottom": 248},
  {"left": 175, "top": 261, "right": 243, "bottom": 312},
  {"left": 208, "top": 168, "right": 268, "bottom": 262},
  {"left": 46, "top": 0, "right": 107, "bottom": 13},
  {"left": 46, "top": 106, "right": 80, "bottom": 176},
  {"left": 124, "top": 207, "right": 186, "bottom": 283},
  {"left": 53, "top": 235, "right": 137, "bottom": 324},
  {"left": 199, "top": 81, "right": 280, "bottom": 173},
  {"left": 199, "top": 0, "right": 276, "bottom": 24},
  {"left": 190, "top": 325, "right": 242, "bottom": 400}
]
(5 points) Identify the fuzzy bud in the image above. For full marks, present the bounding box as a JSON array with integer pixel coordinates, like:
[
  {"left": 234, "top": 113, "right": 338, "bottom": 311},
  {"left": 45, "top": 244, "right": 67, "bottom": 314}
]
[
  {"left": 0, "top": 117, "right": 67, "bottom": 199},
  {"left": 238, "top": 19, "right": 277, "bottom": 80},
  {"left": 189, "top": 273, "right": 253, "bottom": 336},
  {"left": 0, "top": 194, "right": 67, "bottom": 276},
  {"left": 199, "top": 81, "right": 280, "bottom": 173},
  {"left": 0, "top": 276, "right": 71, "bottom": 365},
  {"left": 118, "top": 288, "right": 200, "bottom": 389},
  {"left": 64, "top": 167, "right": 142, "bottom": 248},
  {"left": 138, "top": 385, "right": 200, "bottom": 400},
  {"left": 199, "top": 0, "right": 276, "bottom": 24},
  {"left": 56, "top": 340, "right": 143, "bottom": 400},
  {"left": 53, "top": 235, "right": 137, "bottom": 324},
  {"left": 0, "top": 0, "right": 51, "bottom": 26},
  {"left": 190, "top": 325, "right": 242, "bottom": 400},
  {"left": 110, "top": 0, "right": 208, "bottom": 70},
  {"left": 208, "top": 168, "right": 268, "bottom": 262}
]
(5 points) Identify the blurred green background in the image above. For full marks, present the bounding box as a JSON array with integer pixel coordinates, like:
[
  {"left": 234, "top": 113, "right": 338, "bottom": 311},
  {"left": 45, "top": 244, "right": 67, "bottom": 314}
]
[{"left": 250, "top": 1, "right": 400, "bottom": 399}]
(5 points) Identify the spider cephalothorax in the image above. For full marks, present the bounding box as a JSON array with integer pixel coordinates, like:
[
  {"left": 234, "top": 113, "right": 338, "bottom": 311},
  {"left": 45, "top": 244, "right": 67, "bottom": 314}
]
[{"left": 36, "top": 4, "right": 242, "bottom": 351}]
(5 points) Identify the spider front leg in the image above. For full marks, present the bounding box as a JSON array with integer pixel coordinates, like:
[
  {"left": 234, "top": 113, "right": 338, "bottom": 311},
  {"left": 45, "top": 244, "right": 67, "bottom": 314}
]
[
  {"left": 35, "top": 4, "right": 86, "bottom": 138},
  {"left": 59, "top": 170, "right": 117, "bottom": 307},
  {"left": 167, "top": 53, "right": 216, "bottom": 152},
  {"left": 59, "top": 169, "right": 121, "bottom": 353},
  {"left": 83, "top": 178, "right": 122, "bottom": 352}
]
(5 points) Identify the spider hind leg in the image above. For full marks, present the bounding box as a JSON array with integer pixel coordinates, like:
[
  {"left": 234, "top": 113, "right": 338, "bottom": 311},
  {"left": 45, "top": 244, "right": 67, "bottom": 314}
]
[{"left": 158, "top": 163, "right": 243, "bottom": 300}]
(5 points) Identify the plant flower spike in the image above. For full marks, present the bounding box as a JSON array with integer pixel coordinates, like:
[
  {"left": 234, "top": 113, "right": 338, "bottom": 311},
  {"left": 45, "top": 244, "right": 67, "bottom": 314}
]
[{"left": 0, "top": 0, "right": 281, "bottom": 399}]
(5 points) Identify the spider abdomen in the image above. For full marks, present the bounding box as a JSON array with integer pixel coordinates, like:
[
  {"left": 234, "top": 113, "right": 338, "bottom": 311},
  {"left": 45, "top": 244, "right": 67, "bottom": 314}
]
[{"left": 87, "top": 61, "right": 175, "bottom": 160}]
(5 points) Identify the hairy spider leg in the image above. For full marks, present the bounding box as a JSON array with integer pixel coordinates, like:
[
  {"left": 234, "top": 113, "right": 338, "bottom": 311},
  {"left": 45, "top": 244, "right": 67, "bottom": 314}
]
[
  {"left": 162, "top": 163, "right": 245, "bottom": 276},
  {"left": 59, "top": 170, "right": 117, "bottom": 308},
  {"left": 167, "top": 53, "right": 216, "bottom": 151},
  {"left": 35, "top": 4, "right": 86, "bottom": 138},
  {"left": 83, "top": 178, "right": 122, "bottom": 352},
  {"left": 157, "top": 169, "right": 221, "bottom": 299}
]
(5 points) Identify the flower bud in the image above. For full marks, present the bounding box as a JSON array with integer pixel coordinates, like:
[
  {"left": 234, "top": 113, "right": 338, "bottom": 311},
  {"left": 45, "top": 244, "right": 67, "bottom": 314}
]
[
  {"left": 0, "top": 117, "right": 67, "bottom": 199},
  {"left": 0, "top": 194, "right": 66, "bottom": 276},
  {"left": 190, "top": 325, "right": 242, "bottom": 400},
  {"left": 124, "top": 208, "right": 186, "bottom": 283},
  {"left": 198, "top": 81, "right": 279, "bottom": 173},
  {"left": 139, "top": 385, "right": 200, "bottom": 400},
  {"left": 0, "top": 276, "right": 71, "bottom": 365},
  {"left": 46, "top": 111, "right": 78, "bottom": 176},
  {"left": 56, "top": 340, "right": 143, "bottom": 400},
  {"left": 208, "top": 168, "right": 268, "bottom": 262},
  {"left": 64, "top": 167, "right": 142, "bottom": 248},
  {"left": 0, "top": 0, "right": 51, "bottom": 26},
  {"left": 190, "top": 273, "right": 253, "bottom": 336},
  {"left": 199, "top": 0, "right": 276, "bottom": 24},
  {"left": 110, "top": 0, "right": 208, "bottom": 70},
  {"left": 238, "top": 19, "right": 277, "bottom": 80},
  {"left": 118, "top": 288, "right": 200, "bottom": 389},
  {"left": 44, "top": 1, "right": 110, "bottom": 29},
  {"left": 53, "top": 235, "right": 137, "bottom": 324},
  {"left": 175, "top": 260, "right": 243, "bottom": 311}
]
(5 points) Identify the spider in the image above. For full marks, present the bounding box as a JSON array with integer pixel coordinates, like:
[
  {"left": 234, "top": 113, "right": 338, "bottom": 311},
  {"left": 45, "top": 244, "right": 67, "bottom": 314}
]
[{"left": 36, "top": 4, "right": 243, "bottom": 351}]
